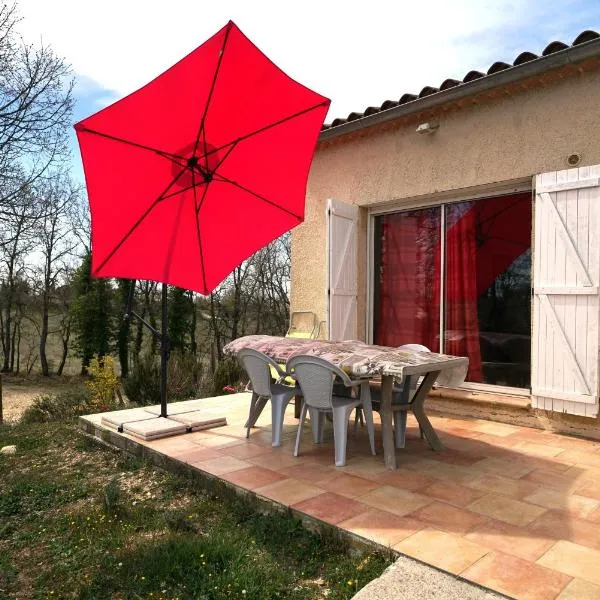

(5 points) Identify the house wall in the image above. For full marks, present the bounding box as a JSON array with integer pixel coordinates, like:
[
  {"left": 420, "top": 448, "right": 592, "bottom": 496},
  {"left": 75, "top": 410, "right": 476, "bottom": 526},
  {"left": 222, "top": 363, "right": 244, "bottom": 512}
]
[{"left": 291, "top": 69, "right": 600, "bottom": 341}]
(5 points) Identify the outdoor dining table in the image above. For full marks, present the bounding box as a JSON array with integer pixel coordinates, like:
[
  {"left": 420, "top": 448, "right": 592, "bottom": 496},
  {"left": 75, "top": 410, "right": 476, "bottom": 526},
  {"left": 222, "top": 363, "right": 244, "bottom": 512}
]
[{"left": 224, "top": 335, "right": 469, "bottom": 470}]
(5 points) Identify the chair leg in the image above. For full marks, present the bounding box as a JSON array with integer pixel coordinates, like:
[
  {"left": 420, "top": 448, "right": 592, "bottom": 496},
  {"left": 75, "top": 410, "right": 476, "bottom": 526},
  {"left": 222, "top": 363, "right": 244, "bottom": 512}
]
[
  {"left": 270, "top": 394, "right": 293, "bottom": 447},
  {"left": 294, "top": 402, "right": 308, "bottom": 457},
  {"left": 332, "top": 405, "right": 353, "bottom": 467},
  {"left": 393, "top": 411, "right": 407, "bottom": 449},
  {"left": 308, "top": 408, "right": 325, "bottom": 443},
  {"left": 246, "top": 393, "right": 267, "bottom": 437},
  {"left": 361, "top": 382, "right": 376, "bottom": 456},
  {"left": 353, "top": 408, "right": 361, "bottom": 436}
]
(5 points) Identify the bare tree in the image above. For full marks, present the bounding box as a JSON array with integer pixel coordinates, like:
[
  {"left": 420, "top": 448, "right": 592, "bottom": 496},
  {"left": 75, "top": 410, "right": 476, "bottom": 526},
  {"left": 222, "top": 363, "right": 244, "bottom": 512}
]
[
  {"left": 0, "top": 2, "right": 74, "bottom": 217},
  {"left": 0, "top": 191, "right": 39, "bottom": 371},
  {"left": 35, "top": 174, "right": 79, "bottom": 375}
]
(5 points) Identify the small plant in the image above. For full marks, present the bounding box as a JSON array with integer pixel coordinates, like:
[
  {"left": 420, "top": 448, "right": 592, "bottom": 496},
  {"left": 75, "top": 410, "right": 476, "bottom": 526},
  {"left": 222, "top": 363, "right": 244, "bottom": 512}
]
[
  {"left": 102, "top": 477, "right": 121, "bottom": 515},
  {"left": 86, "top": 355, "right": 122, "bottom": 410}
]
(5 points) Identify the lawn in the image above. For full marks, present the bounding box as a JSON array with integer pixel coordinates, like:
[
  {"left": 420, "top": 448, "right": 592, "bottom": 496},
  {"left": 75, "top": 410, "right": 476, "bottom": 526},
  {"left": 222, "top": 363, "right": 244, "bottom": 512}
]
[{"left": 0, "top": 418, "right": 392, "bottom": 600}]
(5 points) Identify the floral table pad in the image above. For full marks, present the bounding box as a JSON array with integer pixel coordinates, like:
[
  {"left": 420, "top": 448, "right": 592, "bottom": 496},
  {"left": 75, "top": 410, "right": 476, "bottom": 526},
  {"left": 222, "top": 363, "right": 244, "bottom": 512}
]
[{"left": 224, "top": 335, "right": 468, "bottom": 387}]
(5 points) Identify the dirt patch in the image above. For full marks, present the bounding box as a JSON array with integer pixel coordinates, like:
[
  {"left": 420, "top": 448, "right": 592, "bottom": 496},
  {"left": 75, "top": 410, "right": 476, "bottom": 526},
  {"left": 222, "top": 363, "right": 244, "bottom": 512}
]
[{"left": 0, "top": 375, "right": 84, "bottom": 423}]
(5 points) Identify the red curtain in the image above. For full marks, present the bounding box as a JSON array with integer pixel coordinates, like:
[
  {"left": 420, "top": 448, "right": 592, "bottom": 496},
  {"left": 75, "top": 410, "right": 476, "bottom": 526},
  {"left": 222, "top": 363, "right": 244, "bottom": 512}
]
[
  {"left": 444, "top": 206, "right": 483, "bottom": 381},
  {"left": 377, "top": 208, "right": 440, "bottom": 351}
]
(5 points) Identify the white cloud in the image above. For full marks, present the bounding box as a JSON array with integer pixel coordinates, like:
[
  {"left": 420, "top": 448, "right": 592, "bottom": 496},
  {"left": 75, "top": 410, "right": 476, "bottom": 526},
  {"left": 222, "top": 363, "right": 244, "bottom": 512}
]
[{"left": 16, "top": 0, "right": 592, "bottom": 120}]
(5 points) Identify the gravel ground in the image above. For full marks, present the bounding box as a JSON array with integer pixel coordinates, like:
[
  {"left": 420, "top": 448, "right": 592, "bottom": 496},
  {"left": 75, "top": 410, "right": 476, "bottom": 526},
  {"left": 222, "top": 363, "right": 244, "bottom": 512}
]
[{"left": 352, "top": 555, "right": 508, "bottom": 600}]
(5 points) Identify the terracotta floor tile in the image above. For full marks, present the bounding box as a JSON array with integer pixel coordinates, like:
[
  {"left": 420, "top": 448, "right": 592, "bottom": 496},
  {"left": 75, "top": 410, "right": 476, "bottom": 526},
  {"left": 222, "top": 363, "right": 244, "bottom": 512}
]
[
  {"left": 340, "top": 508, "right": 425, "bottom": 547},
  {"left": 146, "top": 436, "right": 200, "bottom": 454},
  {"left": 369, "top": 468, "right": 435, "bottom": 492},
  {"left": 220, "top": 442, "right": 273, "bottom": 460},
  {"left": 538, "top": 540, "right": 600, "bottom": 586},
  {"left": 462, "top": 551, "right": 571, "bottom": 600},
  {"left": 255, "top": 478, "right": 324, "bottom": 506},
  {"left": 472, "top": 457, "right": 537, "bottom": 479},
  {"left": 247, "top": 450, "right": 303, "bottom": 470},
  {"left": 528, "top": 510, "right": 600, "bottom": 551},
  {"left": 315, "top": 472, "right": 380, "bottom": 498},
  {"left": 556, "top": 578, "right": 600, "bottom": 599},
  {"left": 471, "top": 421, "right": 523, "bottom": 437},
  {"left": 190, "top": 434, "right": 246, "bottom": 449},
  {"left": 468, "top": 474, "right": 541, "bottom": 500},
  {"left": 277, "top": 462, "right": 335, "bottom": 484},
  {"left": 523, "top": 468, "right": 587, "bottom": 492},
  {"left": 221, "top": 466, "right": 288, "bottom": 490},
  {"left": 427, "top": 449, "right": 487, "bottom": 467},
  {"left": 394, "top": 529, "right": 489, "bottom": 575},
  {"left": 524, "top": 487, "right": 600, "bottom": 519},
  {"left": 574, "top": 480, "right": 600, "bottom": 502},
  {"left": 584, "top": 506, "right": 600, "bottom": 524},
  {"left": 465, "top": 519, "right": 556, "bottom": 562},
  {"left": 421, "top": 481, "right": 486, "bottom": 508},
  {"left": 193, "top": 456, "right": 251, "bottom": 475},
  {"left": 339, "top": 456, "right": 390, "bottom": 480},
  {"left": 175, "top": 447, "right": 224, "bottom": 464},
  {"left": 516, "top": 441, "right": 566, "bottom": 459},
  {"left": 408, "top": 501, "right": 487, "bottom": 535},
  {"left": 467, "top": 494, "right": 546, "bottom": 527},
  {"left": 557, "top": 451, "right": 600, "bottom": 470},
  {"left": 357, "top": 485, "right": 432, "bottom": 517},
  {"left": 293, "top": 492, "right": 368, "bottom": 525},
  {"left": 443, "top": 426, "right": 485, "bottom": 440},
  {"left": 402, "top": 458, "right": 477, "bottom": 485}
]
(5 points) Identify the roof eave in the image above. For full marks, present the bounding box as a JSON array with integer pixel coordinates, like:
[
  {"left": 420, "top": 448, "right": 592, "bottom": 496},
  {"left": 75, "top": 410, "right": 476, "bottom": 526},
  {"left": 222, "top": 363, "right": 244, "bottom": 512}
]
[{"left": 319, "top": 38, "right": 600, "bottom": 143}]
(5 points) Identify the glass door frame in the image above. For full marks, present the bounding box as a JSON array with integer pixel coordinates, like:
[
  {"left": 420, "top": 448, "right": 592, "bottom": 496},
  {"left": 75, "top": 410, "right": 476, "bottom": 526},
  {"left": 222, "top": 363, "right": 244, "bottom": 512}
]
[{"left": 366, "top": 181, "right": 533, "bottom": 397}]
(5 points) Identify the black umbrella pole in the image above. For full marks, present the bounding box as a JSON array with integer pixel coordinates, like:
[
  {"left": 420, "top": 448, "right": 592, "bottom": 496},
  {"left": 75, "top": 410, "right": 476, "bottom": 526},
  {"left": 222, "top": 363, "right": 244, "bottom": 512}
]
[{"left": 160, "top": 283, "right": 168, "bottom": 418}]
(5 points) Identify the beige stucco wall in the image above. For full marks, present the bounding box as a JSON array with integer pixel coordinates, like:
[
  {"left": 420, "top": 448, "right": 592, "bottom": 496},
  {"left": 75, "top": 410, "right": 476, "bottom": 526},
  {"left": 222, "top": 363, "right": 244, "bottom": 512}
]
[{"left": 291, "top": 68, "right": 600, "bottom": 340}]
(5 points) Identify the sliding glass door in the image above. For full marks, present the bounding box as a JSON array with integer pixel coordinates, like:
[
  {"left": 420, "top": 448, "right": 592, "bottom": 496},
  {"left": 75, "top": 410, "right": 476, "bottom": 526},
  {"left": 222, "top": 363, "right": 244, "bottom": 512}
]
[{"left": 373, "top": 192, "right": 532, "bottom": 389}]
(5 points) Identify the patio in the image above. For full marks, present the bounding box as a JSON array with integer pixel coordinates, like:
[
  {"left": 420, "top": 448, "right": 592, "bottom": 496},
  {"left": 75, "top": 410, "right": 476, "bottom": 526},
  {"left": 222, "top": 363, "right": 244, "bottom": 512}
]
[{"left": 81, "top": 393, "right": 600, "bottom": 600}]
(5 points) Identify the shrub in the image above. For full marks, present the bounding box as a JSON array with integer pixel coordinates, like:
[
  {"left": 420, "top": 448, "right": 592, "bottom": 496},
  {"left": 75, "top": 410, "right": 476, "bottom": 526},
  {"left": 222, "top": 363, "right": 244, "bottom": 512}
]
[
  {"left": 123, "top": 352, "right": 205, "bottom": 405},
  {"left": 20, "top": 388, "right": 94, "bottom": 424},
  {"left": 86, "top": 355, "right": 122, "bottom": 409},
  {"left": 212, "top": 357, "right": 245, "bottom": 396},
  {"left": 122, "top": 354, "right": 160, "bottom": 406}
]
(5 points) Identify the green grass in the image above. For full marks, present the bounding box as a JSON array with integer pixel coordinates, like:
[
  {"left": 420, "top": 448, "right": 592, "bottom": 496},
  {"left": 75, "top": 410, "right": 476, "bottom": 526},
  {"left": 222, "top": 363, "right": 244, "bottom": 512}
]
[{"left": 0, "top": 420, "right": 392, "bottom": 600}]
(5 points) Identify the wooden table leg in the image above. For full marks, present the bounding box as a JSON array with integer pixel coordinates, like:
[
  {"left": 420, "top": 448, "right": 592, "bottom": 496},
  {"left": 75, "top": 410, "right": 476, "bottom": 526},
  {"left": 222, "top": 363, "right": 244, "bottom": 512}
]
[
  {"left": 411, "top": 371, "right": 444, "bottom": 451},
  {"left": 381, "top": 374, "right": 397, "bottom": 470}
]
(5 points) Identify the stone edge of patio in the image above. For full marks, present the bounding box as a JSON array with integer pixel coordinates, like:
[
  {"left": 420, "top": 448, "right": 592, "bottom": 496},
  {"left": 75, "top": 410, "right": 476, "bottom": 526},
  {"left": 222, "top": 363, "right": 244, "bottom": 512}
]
[
  {"left": 351, "top": 555, "right": 507, "bottom": 600},
  {"left": 78, "top": 411, "right": 508, "bottom": 600}
]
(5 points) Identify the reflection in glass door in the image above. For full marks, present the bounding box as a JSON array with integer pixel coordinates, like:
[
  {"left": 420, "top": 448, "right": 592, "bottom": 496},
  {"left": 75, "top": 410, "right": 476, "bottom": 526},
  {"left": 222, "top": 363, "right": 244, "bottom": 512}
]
[{"left": 373, "top": 192, "right": 532, "bottom": 389}]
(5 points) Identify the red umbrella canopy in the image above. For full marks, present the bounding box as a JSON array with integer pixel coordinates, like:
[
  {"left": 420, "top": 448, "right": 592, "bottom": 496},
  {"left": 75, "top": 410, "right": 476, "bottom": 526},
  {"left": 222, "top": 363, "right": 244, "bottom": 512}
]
[{"left": 75, "top": 21, "right": 330, "bottom": 295}]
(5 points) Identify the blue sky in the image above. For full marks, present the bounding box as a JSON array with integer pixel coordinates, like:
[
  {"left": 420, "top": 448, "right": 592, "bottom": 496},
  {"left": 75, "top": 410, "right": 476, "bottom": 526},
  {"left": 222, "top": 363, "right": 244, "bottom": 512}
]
[{"left": 17, "top": 0, "right": 600, "bottom": 185}]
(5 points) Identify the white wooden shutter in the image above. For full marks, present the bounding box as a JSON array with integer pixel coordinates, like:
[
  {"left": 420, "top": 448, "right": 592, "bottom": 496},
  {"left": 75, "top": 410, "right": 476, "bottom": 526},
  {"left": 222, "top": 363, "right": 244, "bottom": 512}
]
[
  {"left": 532, "top": 166, "right": 600, "bottom": 417},
  {"left": 327, "top": 199, "right": 358, "bottom": 341}
]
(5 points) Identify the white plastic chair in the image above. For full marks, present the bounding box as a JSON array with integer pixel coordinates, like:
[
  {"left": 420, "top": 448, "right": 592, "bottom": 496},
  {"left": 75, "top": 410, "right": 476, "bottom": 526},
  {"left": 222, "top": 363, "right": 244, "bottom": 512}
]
[
  {"left": 287, "top": 354, "right": 376, "bottom": 467},
  {"left": 238, "top": 348, "right": 299, "bottom": 447},
  {"left": 365, "top": 344, "right": 430, "bottom": 448}
]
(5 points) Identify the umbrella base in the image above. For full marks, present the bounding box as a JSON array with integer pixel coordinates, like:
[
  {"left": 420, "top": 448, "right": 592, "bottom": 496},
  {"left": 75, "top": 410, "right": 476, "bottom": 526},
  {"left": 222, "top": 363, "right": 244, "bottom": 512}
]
[{"left": 123, "top": 417, "right": 187, "bottom": 440}]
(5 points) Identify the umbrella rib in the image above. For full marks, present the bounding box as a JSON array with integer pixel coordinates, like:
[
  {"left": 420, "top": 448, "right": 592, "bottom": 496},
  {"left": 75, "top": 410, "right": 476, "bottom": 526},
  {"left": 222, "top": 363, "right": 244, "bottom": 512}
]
[
  {"left": 191, "top": 170, "right": 209, "bottom": 293},
  {"left": 204, "top": 100, "right": 329, "bottom": 160},
  {"left": 93, "top": 166, "right": 191, "bottom": 275},
  {"left": 212, "top": 173, "right": 301, "bottom": 221},
  {"left": 76, "top": 126, "right": 188, "bottom": 167},
  {"left": 193, "top": 21, "right": 234, "bottom": 158},
  {"left": 212, "top": 141, "right": 237, "bottom": 172}
]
